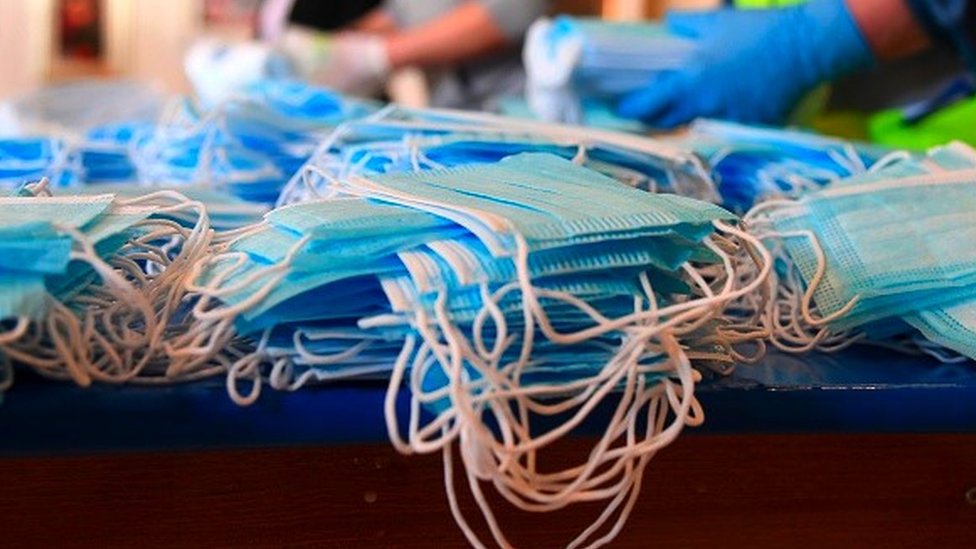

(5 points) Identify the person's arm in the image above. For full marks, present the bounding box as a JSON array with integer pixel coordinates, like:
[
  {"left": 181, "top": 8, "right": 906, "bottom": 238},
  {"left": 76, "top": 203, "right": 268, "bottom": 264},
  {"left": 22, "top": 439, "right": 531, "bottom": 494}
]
[
  {"left": 384, "top": 0, "right": 547, "bottom": 69},
  {"left": 284, "top": 0, "right": 547, "bottom": 95},
  {"left": 617, "top": 0, "right": 942, "bottom": 128},
  {"left": 349, "top": 7, "right": 398, "bottom": 34},
  {"left": 849, "top": 0, "right": 931, "bottom": 60},
  {"left": 384, "top": 2, "right": 506, "bottom": 69}
]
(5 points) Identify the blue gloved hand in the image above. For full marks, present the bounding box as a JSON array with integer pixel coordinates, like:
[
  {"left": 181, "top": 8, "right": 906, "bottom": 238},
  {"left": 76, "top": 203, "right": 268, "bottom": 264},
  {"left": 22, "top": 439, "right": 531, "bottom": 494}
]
[{"left": 618, "top": 0, "right": 875, "bottom": 128}]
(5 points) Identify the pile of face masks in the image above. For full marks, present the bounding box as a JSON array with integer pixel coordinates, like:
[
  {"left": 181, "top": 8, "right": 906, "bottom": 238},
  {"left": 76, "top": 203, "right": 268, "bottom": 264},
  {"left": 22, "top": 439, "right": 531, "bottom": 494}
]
[
  {"left": 189, "top": 152, "right": 770, "bottom": 547},
  {"left": 131, "top": 80, "right": 377, "bottom": 206},
  {"left": 1, "top": 80, "right": 375, "bottom": 209},
  {"left": 8, "top": 73, "right": 976, "bottom": 548},
  {"left": 744, "top": 141, "right": 976, "bottom": 361},
  {"left": 0, "top": 180, "right": 242, "bottom": 391},
  {"left": 278, "top": 105, "right": 719, "bottom": 206},
  {"left": 0, "top": 138, "right": 75, "bottom": 190},
  {"left": 523, "top": 16, "right": 697, "bottom": 126},
  {"left": 669, "top": 120, "right": 897, "bottom": 212}
]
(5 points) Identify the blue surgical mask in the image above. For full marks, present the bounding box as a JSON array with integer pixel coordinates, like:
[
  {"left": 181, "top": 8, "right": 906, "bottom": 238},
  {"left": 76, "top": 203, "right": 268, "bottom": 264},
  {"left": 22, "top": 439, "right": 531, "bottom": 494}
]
[
  {"left": 523, "top": 16, "right": 697, "bottom": 126},
  {"left": 673, "top": 119, "right": 892, "bottom": 212},
  {"left": 757, "top": 141, "right": 976, "bottom": 332},
  {"left": 279, "top": 105, "right": 717, "bottom": 206}
]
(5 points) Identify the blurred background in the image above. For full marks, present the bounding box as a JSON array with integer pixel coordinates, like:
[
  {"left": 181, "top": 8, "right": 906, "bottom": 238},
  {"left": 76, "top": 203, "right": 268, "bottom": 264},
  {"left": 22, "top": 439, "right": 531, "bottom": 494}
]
[{"left": 0, "top": 0, "right": 710, "bottom": 99}]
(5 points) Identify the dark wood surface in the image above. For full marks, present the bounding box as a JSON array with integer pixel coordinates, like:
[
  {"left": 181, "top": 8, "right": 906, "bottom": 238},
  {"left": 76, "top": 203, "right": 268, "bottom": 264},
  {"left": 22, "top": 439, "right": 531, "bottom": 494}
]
[{"left": 3, "top": 434, "right": 974, "bottom": 548}]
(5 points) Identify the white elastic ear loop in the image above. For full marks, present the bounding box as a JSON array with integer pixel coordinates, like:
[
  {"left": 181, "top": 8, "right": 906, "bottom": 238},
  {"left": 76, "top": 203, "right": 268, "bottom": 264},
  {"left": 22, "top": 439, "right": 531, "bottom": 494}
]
[
  {"left": 562, "top": 382, "right": 659, "bottom": 549},
  {"left": 483, "top": 344, "right": 646, "bottom": 510},
  {"left": 767, "top": 228, "right": 860, "bottom": 327},
  {"left": 452, "top": 335, "right": 691, "bottom": 548},
  {"left": 225, "top": 329, "right": 274, "bottom": 406},
  {"left": 421, "top": 294, "right": 518, "bottom": 460},
  {"left": 0, "top": 318, "right": 29, "bottom": 346},
  {"left": 59, "top": 226, "right": 159, "bottom": 377},
  {"left": 430, "top": 293, "right": 532, "bottom": 479},
  {"left": 187, "top": 234, "right": 309, "bottom": 322},
  {"left": 510, "top": 222, "right": 772, "bottom": 347},
  {"left": 448, "top": 318, "right": 649, "bottom": 508},
  {"left": 496, "top": 330, "right": 680, "bottom": 499},
  {"left": 471, "top": 284, "right": 514, "bottom": 365}
]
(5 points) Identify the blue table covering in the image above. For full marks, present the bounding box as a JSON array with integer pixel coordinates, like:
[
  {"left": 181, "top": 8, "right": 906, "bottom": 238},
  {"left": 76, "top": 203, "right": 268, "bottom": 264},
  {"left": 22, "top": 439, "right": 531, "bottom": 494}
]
[{"left": 2, "top": 347, "right": 975, "bottom": 456}]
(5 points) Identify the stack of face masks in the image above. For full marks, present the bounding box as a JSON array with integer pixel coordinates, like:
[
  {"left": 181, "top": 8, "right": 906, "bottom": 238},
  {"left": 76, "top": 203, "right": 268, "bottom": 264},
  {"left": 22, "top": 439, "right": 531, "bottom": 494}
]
[
  {"left": 0, "top": 138, "right": 75, "bottom": 190},
  {"left": 523, "top": 16, "right": 697, "bottom": 126},
  {"left": 745, "top": 141, "right": 976, "bottom": 360},
  {"left": 0, "top": 180, "right": 240, "bottom": 392},
  {"left": 70, "top": 182, "right": 267, "bottom": 232},
  {"left": 132, "top": 81, "right": 376, "bottom": 205},
  {"left": 75, "top": 122, "right": 156, "bottom": 184},
  {"left": 278, "top": 105, "right": 718, "bottom": 206},
  {"left": 669, "top": 119, "right": 896, "bottom": 212},
  {"left": 189, "top": 152, "right": 770, "bottom": 547}
]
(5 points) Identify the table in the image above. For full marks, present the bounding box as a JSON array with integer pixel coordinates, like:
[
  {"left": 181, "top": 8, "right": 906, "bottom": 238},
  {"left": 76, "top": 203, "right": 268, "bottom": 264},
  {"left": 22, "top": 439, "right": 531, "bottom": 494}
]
[{"left": 2, "top": 347, "right": 974, "bottom": 546}]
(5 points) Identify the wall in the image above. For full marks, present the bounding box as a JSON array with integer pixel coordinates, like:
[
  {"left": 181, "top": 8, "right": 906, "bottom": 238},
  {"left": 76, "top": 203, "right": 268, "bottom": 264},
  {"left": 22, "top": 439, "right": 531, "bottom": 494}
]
[
  {"left": 0, "top": 0, "right": 199, "bottom": 100},
  {"left": 0, "top": 0, "right": 54, "bottom": 98}
]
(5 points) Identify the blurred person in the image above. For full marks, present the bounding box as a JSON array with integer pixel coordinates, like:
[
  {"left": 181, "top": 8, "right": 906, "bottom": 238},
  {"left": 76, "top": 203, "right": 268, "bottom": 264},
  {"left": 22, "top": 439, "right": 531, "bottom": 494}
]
[
  {"left": 617, "top": 0, "right": 975, "bottom": 128},
  {"left": 260, "top": 0, "right": 550, "bottom": 109}
]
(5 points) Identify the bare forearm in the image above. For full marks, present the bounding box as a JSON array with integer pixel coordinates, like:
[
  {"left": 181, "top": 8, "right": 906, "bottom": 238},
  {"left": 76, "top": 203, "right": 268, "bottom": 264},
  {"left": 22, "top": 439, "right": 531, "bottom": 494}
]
[
  {"left": 847, "top": 0, "right": 931, "bottom": 60},
  {"left": 384, "top": 1, "right": 510, "bottom": 69},
  {"left": 350, "top": 8, "right": 398, "bottom": 34}
]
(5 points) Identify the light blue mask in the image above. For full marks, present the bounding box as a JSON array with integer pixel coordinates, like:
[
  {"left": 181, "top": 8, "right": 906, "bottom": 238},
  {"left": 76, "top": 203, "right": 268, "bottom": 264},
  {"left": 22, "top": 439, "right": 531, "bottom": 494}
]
[
  {"left": 199, "top": 154, "right": 733, "bottom": 395},
  {"left": 279, "top": 105, "right": 716, "bottom": 206},
  {"left": 766, "top": 141, "right": 976, "bottom": 330},
  {"left": 523, "top": 16, "right": 697, "bottom": 125},
  {"left": 893, "top": 143, "right": 976, "bottom": 360},
  {"left": 0, "top": 193, "right": 124, "bottom": 322},
  {"left": 0, "top": 138, "right": 75, "bottom": 189},
  {"left": 341, "top": 153, "right": 731, "bottom": 256},
  {"left": 670, "top": 119, "right": 892, "bottom": 212}
]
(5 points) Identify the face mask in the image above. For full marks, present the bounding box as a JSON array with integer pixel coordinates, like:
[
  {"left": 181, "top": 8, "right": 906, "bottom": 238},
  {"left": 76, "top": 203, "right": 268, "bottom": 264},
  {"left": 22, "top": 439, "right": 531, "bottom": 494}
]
[
  {"left": 524, "top": 16, "right": 697, "bottom": 125},
  {"left": 240, "top": 79, "right": 377, "bottom": 128},
  {"left": 0, "top": 193, "right": 113, "bottom": 230},
  {"left": 750, "top": 141, "right": 976, "bottom": 351},
  {"left": 190, "top": 198, "right": 452, "bottom": 329},
  {"left": 71, "top": 182, "right": 268, "bottom": 230},
  {"left": 340, "top": 153, "right": 730, "bottom": 255},
  {"left": 671, "top": 119, "right": 892, "bottom": 212},
  {"left": 134, "top": 124, "right": 289, "bottom": 203},
  {"left": 2, "top": 188, "right": 227, "bottom": 391},
  {"left": 73, "top": 121, "right": 154, "bottom": 184},
  {"left": 278, "top": 105, "right": 717, "bottom": 206},
  {"left": 0, "top": 222, "right": 73, "bottom": 274},
  {"left": 0, "top": 193, "right": 131, "bottom": 325},
  {"left": 892, "top": 143, "right": 976, "bottom": 360},
  {"left": 0, "top": 138, "right": 75, "bottom": 190},
  {"left": 771, "top": 168, "right": 976, "bottom": 328}
]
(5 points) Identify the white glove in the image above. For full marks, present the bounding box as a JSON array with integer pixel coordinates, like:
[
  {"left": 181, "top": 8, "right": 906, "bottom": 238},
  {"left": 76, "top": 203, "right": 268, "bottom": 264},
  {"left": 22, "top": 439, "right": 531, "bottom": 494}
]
[
  {"left": 185, "top": 38, "right": 292, "bottom": 108},
  {"left": 280, "top": 29, "right": 391, "bottom": 97}
]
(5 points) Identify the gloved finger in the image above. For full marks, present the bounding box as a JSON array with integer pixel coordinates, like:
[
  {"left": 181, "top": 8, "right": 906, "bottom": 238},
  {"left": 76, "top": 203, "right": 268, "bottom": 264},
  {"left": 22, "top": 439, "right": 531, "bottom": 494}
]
[
  {"left": 664, "top": 9, "right": 724, "bottom": 38},
  {"left": 617, "top": 72, "right": 683, "bottom": 123},
  {"left": 649, "top": 102, "right": 697, "bottom": 130}
]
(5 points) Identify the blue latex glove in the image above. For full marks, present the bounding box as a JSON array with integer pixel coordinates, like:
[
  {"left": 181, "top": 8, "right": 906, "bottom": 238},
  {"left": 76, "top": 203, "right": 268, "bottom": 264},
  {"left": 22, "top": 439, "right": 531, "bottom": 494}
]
[{"left": 618, "top": 0, "right": 875, "bottom": 128}]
